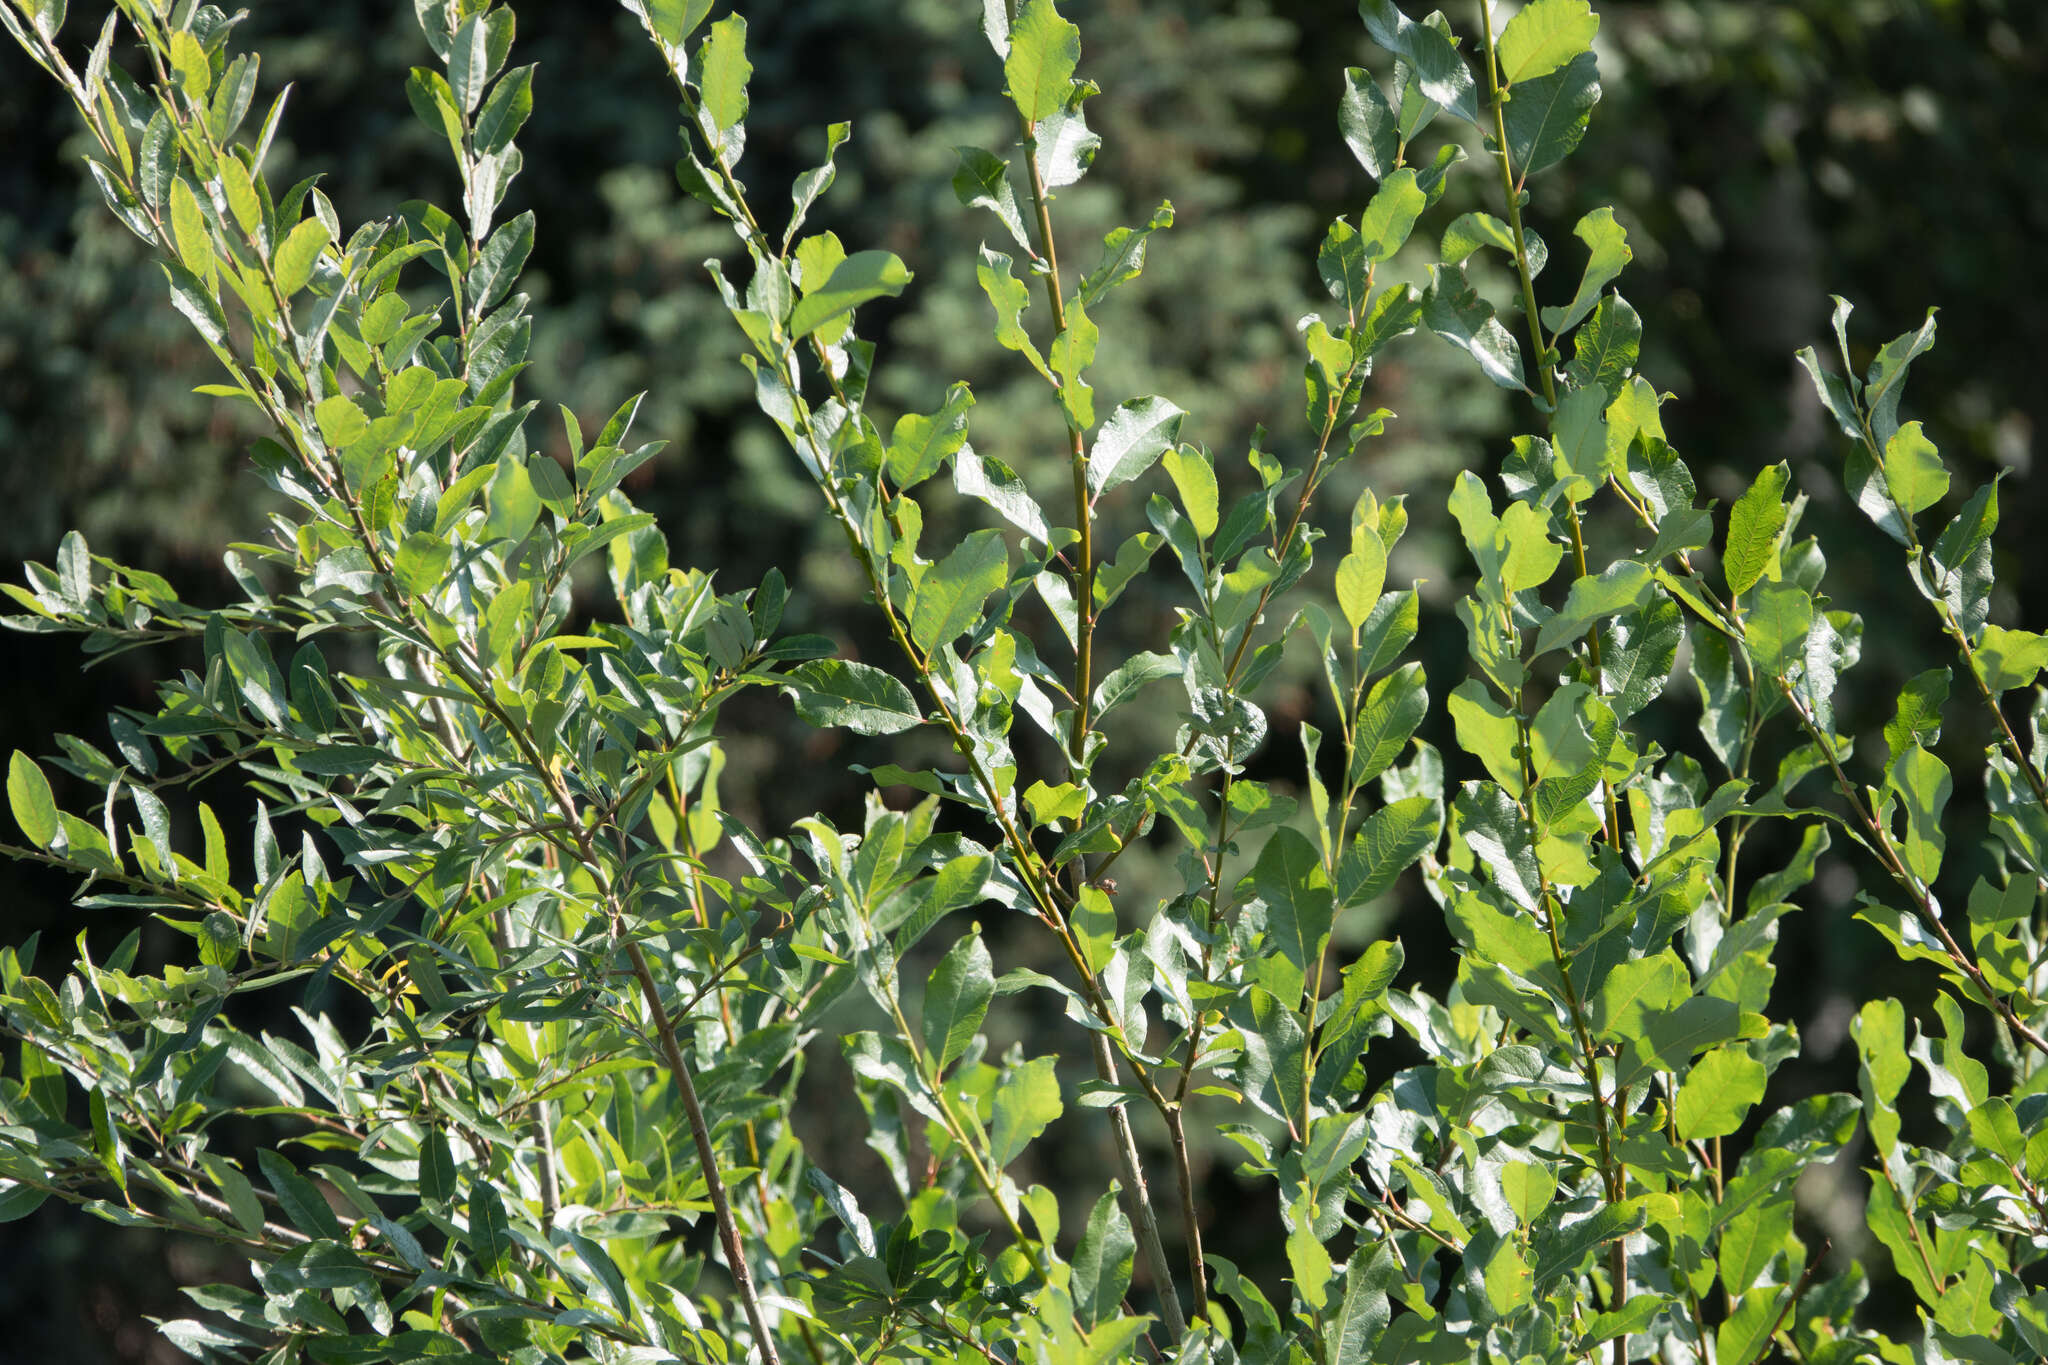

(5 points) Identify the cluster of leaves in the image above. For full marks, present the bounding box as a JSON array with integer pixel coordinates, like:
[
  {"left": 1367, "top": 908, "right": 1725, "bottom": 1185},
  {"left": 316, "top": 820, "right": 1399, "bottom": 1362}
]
[{"left": 0, "top": 1, "right": 2044, "bottom": 1363}]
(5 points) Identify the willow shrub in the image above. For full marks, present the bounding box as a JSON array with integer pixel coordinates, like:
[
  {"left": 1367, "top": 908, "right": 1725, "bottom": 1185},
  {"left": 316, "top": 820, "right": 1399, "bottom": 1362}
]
[{"left": 2, "top": 1, "right": 2045, "bottom": 1362}]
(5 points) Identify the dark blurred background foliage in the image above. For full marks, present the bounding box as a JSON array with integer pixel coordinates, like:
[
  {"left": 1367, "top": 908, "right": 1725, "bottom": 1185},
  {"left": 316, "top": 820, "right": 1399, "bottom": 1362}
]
[{"left": 2, "top": 1, "right": 2043, "bottom": 1358}]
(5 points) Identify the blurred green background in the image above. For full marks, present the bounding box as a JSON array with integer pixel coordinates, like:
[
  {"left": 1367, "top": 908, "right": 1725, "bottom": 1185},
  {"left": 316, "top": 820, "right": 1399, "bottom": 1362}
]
[{"left": 3, "top": 1, "right": 2045, "bottom": 1358}]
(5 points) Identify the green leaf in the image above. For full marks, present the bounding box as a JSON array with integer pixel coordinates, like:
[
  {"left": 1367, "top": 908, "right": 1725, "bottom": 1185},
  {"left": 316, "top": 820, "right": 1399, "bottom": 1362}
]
[
  {"left": 1502, "top": 51, "right": 1600, "bottom": 179},
  {"left": 645, "top": 0, "right": 713, "bottom": 46},
  {"left": 990, "top": 1055, "right": 1062, "bottom": 1166},
  {"left": 1498, "top": 0, "right": 1599, "bottom": 85},
  {"left": 89, "top": 1088, "right": 125, "bottom": 1194},
  {"left": 957, "top": 446, "right": 1052, "bottom": 544},
  {"left": 1975, "top": 625, "right": 2048, "bottom": 695},
  {"left": 785, "top": 660, "right": 924, "bottom": 736},
  {"left": 1091, "top": 651, "right": 1177, "bottom": 721},
  {"left": 1355, "top": 282, "right": 1425, "bottom": 360},
  {"left": 1480, "top": 1236, "right": 1532, "bottom": 1318},
  {"left": 1723, "top": 462, "right": 1789, "bottom": 595},
  {"left": 1339, "top": 68, "right": 1400, "bottom": 181},
  {"left": 419, "top": 1130, "right": 455, "bottom": 1205},
  {"left": 1932, "top": 477, "right": 2000, "bottom": 638},
  {"left": 22, "top": 0, "right": 64, "bottom": 41},
  {"left": 1886, "top": 744, "right": 1951, "bottom": 886},
  {"left": 1530, "top": 1199, "right": 1646, "bottom": 1291},
  {"left": 131, "top": 785, "right": 174, "bottom": 876},
  {"left": 218, "top": 156, "right": 262, "bottom": 241},
  {"left": 1326, "top": 1244, "right": 1400, "bottom": 1365},
  {"left": 167, "top": 177, "right": 215, "bottom": 288},
  {"left": 1358, "top": 0, "right": 1477, "bottom": 123},
  {"left": 1884, "top": 668, "right": 1949, "bottom": 764},
  {"left": 1593, "top": 953, "right": 1686, "bottom": 1045},
  {"left": 483, "top": 454, "right": 540, "bottom": 546},
  {"left": 1160, "top": 444, "right": 1218, "bottom": 540},
  {"left": 218, "top": 630, "right": 286, "bottom": 731},
  {"left": 474, "top": 63, "right": 534, "bottom": 155},
  {"left": 468, "top": 210, "right": 532, "bottom": 317},
  {"left": 1457, "top": 783, "right": 1541, "bottom": 911},
  {"left": 468, "top": 1177, "right": 512, "bottom": 1274},
  {"left": 1865, "top": 308, "right": 1939, "bottom": 445},
  {"left": 1718, "top": 1198, "right": 1797, "bottom": 1320},
  {"left": 1532, "top": 561, "right": 1651, "bottom": 657},
  {"left": 1439, "top": 211, "right": 1545, "bottom": 279},
  {"left": 1743, "top": 581, "right": 1812, "bottom": 679},
  {"left": 1088, "top": 396, "right": 1186, "bottom": 496},
  {"left": 922, "top": 931, "right": 994, "bottom": 1073},
  {"left": 701, "top": 14, "right": 751, "bottom": 133},
  {"left": 1882, "top": 420, "right": 1949, "bottom": 519},
  {"left": 469, "top": 211, "right": 534, "bottom": 315},
  {"left": 448, "top": 12, "right": 491, "bottom": 113},
  {"left": 315, "top": 394, "right": 369, "bottom": 450},
  {"left": 271, "top": 217, "right": 330, "bottom": 298},
  {"left": 0, "top": 1183, "right": 48, "bottom": 1224},
  {"left": 1634, "top": 997, "right": 1743, "bottom": 1086},
  {"left": 886, "top": 383, "right": 975, "bottom": 491},
  {"left": 1602, "top": 592, "right": 1682, "bottom": 720},
  {"left": 1050, "top": 293, "right": 1099, "bottom": 428},
  {"left": 788, "top": 250, "right": 912, "bottom": 340},
  {"left": 1289, "top": 1208, "right": 1337, "bottom": 1310},
  {"left": 1565, "top": 293, "right": 1641, "bottom": 403},
  {"left": 1319, "top": 219, "right": 1371, "bottom": 318},
  {"left": 1439, "top": 211, "right": 1516, "bottom": 267},
  {"left": 909, "top": 527, "right": 1008, "bottom": 653},
  {"left": 1071, "top": 885, "right": 1116, "bottom": 975},
  {"left": 1350, "top": 662, "right": 1430, "bottom": 791},
  {"left": 137, "top": 112, "right": 177, "bottom": 214},
  {"left": 1079, "top": 202, "right": 1174, "bottom": 306},
  {"left": 168, "top": 29, "right": 210, "bottom": 99},
  {"left": 1965, "top": 1097, "right": 2027, "bottom": 1178},
  {"left": 1357, "top": 588, "right": 1421, "bottom": 679},
  {"left": 198, "top": 911, "right": 238, "bottom": 969},
  {"left": 1549, "top": 385, "right": 1610, "bottom": 500},
  {"left": 1539, "top": 206, "right": 1630, "bottom": 335},
  {"left": 1337, "top": 796, "right": 1438, "bottom": 907},
  {"left": 1072, "top": 1184, "right": 1135, "bottom": 1329},
  {"left": 1448, "top": 679, "right": 1525, "bottom": 796},
  {"left": 1674, "top": 1044, "right": 1767, "bottom": 1140},
  {"left": 257, "top": 1149, "right": 346, "bottom": 1242},
  {"left": 162, "top": 261, "right": 231, "bottom": 351},
  {"left": 1024, "top": 780, "right": 1087, "bottom": 826},
  {"left": 1500, "top": 503, "right": 1563, "bottom": 593},
  {"left": 1004, "top": 0, "right": 1079, "bottom": 124},
  {"left": 1253, "top": 828, "right": 1335, "bottom": 1004},
  {"left": 1033, "top": 101, "right": 1099, "bottom": 189},
  {"left": 1356, "top": 168, "right": 1425, "bottom": 264},
  {"left": 1336, "top": 536, "right": 1388, "bottom": 632},
  {"left": 977, "top": 245, "right": 1049, "bottom": 376},
  {"left": 8, "top": 752, "right": 57, "bottom": 849},
  {"left": 1424, "top": 264, "right": 1526, "bottom": 392},
  {"left": 1446, "top": 890, "right": 1554, "bottom": 989},
  {"left": 1499, "top": 1161, "right": 1558, "bottom": 1225},
  {"left": 952, "top": 146, "right": 1031, "bottom": 252}
]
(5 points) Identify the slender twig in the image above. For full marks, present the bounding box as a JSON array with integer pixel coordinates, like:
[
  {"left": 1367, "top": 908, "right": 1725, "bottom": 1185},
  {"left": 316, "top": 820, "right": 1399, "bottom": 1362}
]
[
  {"left": 1011, "top": 88, "right": 1191, "bottom": 1336},
  {"left": 1516, "top": 706, "right": 1630, "bottom": 1364},
  {"left": 1013, "top": 106, "right": 1097, "bottom": 763},
  {"left": 1472, "top": 10, "right": 1630, "bottom": 1351},
  {"left": 630, "top": 27, "right": 1209, "bottom": 1342},
  {"left": 1476, "top": 2, "right": 1624, "bottom": 853},
  {"left": 624, "top": 939, "right": 783, "bottom": 1364},
  {"left": 1846, "top": 401, "right": 2048, "bottom": 813},
  {"left": 1772, "top": 678, "right": 2048, "bottom": 1056}
]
